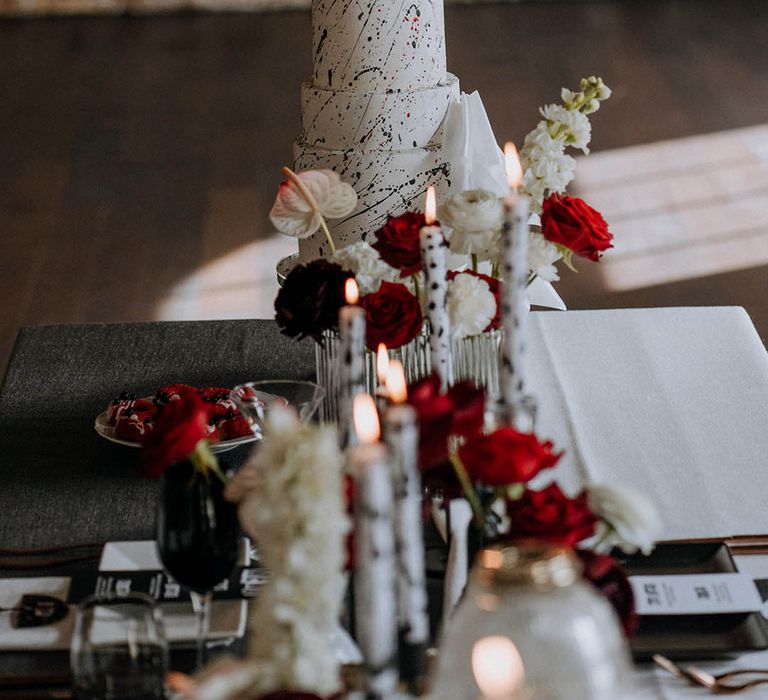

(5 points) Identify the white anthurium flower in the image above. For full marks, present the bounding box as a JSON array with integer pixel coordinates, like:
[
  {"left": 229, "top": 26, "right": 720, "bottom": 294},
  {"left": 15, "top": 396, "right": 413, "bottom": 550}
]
[
  {"left": 269, "top": 169, "right": 357, "bottom": 239},
  {"left": 330, "top": 241, "right": 398, "bottom": 295},
  {"left": 587, "top": 483, "right": 663, "bottom": 555},
  {"left": 447, "top": 272, "right": 496, "bottom": 338}
]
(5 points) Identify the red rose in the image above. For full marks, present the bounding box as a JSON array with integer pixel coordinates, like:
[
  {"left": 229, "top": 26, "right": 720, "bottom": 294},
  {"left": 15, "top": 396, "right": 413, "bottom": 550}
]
[
  {"left": 407, "top": 373, "right": 485, "bottom": 470},
  {"left": 575, "top": 549, "right": 638, "bottom": 637},
  {"left": 371, "top": 212, "right": 428, "bottom": 277},
  {"left": 447, "top": 269, "right": 501, "bottom": 331},
  {"left": 507, "top": 484, "right": 597, "bottom": 546},
  {"left": 140, "top": 393, "right": 213, "bottom": 478},
  {"left": 360, "top": 281, "right": 423, "bottom": 351},
  {"left": 541, "top": 194, "right": 613, "bottom": 262},
  {"left": 458, "top": 428, "right": 561, "bottom": 486}
]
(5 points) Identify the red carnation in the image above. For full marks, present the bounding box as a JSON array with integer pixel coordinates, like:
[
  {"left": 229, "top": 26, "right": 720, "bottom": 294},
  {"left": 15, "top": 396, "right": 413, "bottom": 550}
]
[
  {"left": 447, "top": 269, "right": 501, "bottom": 331},
  {"left": 371, "top": 212, "right": 428, "bottom": 277},
  {"left": 575, "top": 549, "right": 638, "bottom": 637},
  {"left": 458, "top": 428, "right": 561, "bottom": 486},
  {"left": 360, "top": 281, "right": 423, "bottom": 351},
  {"left": 506, "top": 484, "right": 597, "bottom": 547},
  {"left": 407, "top": 373, "right": 485, "bottom": 470},
  {"left": 541, "top": 194, "right": 613, "bottom": 262},
  {"left": 140, "top": 393, "right": 213, "bottom": 478}
]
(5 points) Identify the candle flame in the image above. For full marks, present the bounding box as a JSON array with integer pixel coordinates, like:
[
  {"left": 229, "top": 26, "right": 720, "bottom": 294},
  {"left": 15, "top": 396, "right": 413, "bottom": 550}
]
[
  {"left": 345, "top": 278, "right": 360, "bottom": 305},
  {"left": 353, "top": 393, "right": 380, "bottom": 445},
  {"left": 376, "top": 343, "right": 390, "bottom": 385},
  {"left": 424, "top": 185, "right": 437, "bottom": 225},
  {"left": 385, "top": 360, "right": 408, "bottom": 404},
  {"left": 472, "top": 636, "right": 525, "bottom": 699},
  {"left": 504, "top": 142, "right": 523, "bottom": 190}
]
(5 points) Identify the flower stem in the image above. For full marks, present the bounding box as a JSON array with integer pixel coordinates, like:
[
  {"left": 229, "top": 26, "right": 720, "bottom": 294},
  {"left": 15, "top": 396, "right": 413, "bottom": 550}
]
[
  {"left": 448, "top": 450, "right": 485, "bottom": 530},
  {"left": 471, "top": 253, "right": 478, "bottom": 273},
  {"left": 191, "top": 441, "right": 228, "bottom": 484},
  {"left": 281, "top": 166, "right": 336, "bottom": 255},
  {"left": 411, "top": 273, "right": 421, "bottom": 300}
]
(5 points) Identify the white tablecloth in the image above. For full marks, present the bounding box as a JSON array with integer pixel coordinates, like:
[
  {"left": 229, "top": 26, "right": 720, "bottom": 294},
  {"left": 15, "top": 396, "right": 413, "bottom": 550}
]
[
  {"left": 527, "top": 306, "right": 768, "bottom": 539},
  {"left": 525, "top": 306, "right": 768, "bottom": 698}
]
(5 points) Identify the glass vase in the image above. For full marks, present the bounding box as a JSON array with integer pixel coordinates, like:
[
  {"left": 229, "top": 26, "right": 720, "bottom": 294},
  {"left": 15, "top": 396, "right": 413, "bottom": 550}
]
[{"left": 314, "top": 326, "right": 502, "bottom": 422}]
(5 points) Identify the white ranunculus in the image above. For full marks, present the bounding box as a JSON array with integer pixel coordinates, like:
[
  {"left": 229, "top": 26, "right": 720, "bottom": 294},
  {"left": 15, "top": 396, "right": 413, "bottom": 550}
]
[
  {"left": 440, "top": 189, "right": 504, "bottom": 262},
  {"left": 447, "top": 272, "right": 497, "bottom": 339},
  {"left": 269, "top": 169, "right": 357, "bottom": 239},
  {"left": 330, "top": 241, "right": 397, "bottom": 295},
  {"left": 540, "top": 104, "right": 592, "bottom": 154},
  {"left": 528, "top": 231, "right": 562, "bottom": 282},
  {"left": 587, "top": 484, "right": 663, "bottom": 555}
]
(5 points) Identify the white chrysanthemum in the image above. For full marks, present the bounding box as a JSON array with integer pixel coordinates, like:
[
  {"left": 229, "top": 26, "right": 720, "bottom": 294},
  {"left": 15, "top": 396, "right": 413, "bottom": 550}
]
[
  {"left": 540, "top": 104, "right": 592, "bottom": 153},
  {"left": 447, "top": 273, "right": 496, "bottom": 339},
  {"left": 270, "top": 169, "right": 357, "bottom": 239},
  {"left": 587, "top": 484, "right": 663, "bottom": 556},
  {"left": 330, "top": 241, "right": 398, "bottom": 295},
  {"left": 440, "top": 189, "right": 503, "bottom": 261},
  {"left": 225, "top": 406, "right": 350, "bottom": 697},
  {"left": 528, "top": 231, "right": 562, "bottom": 282}
]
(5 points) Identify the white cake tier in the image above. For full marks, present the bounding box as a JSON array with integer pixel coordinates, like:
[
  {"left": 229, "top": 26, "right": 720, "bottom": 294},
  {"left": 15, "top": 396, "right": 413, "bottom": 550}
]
[
  {"left": 312, "top": 0, "right": 446, "bottom": 92},
  {"left": 300, "top": 73, "right": 459, "bottom": 151},
  {"left": 294, "top": 141, "right": 453, "bottom": 261}
]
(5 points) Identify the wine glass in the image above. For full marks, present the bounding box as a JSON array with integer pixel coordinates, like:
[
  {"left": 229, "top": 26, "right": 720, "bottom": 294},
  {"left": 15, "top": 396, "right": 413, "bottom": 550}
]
[
  {"left": 156, "top": 460, "right": 240, "bottom": 668},
  {"left": 231, "top": 380, "right": 325, "bottom": 436},
  {"left": 70, "top": 593, "right": 168, "bottom": 700}
]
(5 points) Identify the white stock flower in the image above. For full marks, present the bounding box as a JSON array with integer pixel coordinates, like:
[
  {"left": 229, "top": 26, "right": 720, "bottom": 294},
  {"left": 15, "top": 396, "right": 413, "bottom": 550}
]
[
  {"left": 330, "top": 241, "right": 397, "bottom": 294},
  {"left": 528, "top": 231, "right": 562, "bottom": 282},
  {"left": 447, "top": 272, "right": 497, "bottom": 338},
  {"left": 229, "top": 406, "right": 350, "bottom": 697},
  {"left": 269, "top": 169, "right": 357, "bottom": 239},
  {"left": 440, "top": 189, "right": 504, "bottom": 261},
  {"left": 587, "top": 484, "right": 663, "bottom": 555},
  {"left": 540, "top": 104, "right": 592, "bottom": 153}
]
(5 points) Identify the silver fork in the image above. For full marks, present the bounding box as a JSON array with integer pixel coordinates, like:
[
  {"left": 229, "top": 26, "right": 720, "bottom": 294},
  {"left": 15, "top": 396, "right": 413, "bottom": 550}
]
[{"left": 654, "top": 654, "right": 768, "bottom": 694}]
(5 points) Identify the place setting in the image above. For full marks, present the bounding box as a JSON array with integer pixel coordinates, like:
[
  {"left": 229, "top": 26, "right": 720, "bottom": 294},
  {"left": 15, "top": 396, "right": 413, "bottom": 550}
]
[{"left": 2, "top": 1, "right": 768, "bottom": 700}]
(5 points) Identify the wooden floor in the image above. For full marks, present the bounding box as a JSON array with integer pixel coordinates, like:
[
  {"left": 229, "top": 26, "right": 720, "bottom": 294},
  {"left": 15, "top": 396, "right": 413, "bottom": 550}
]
[{"left": 1, "top": 0, "right": 767, "bottom": 374}]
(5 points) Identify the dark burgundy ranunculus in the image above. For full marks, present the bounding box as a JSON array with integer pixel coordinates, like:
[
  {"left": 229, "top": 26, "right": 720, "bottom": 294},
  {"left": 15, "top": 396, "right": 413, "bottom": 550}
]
[
  {"left": 371, "top": 212, "right": 428, "bottom": 277},
  {"left": 506, "top": 484, "right": 597, "bottom": 547},
  {"left": 140, "top": 393, "right": 213, "bottom": 478},
  {"left": 360, "top": 281, "right": 423, "bottom": 351},
  {"left": 447, "top": 269, "right": 501, "bottom": 331},
  {"left": 274, "top": 260, "right": 352, "bottom": 342},
  {"left": 575, "top": 548, "right": 639, "bottom": 637},
  {"left": 541, "top": 194, "right": 613, "bottom": 262},
  {"left": 458, "top": 427, "right": 561, "bottom": 486},
  {"left": 407, "top": 373, "right": 485, "bottom": 470}
]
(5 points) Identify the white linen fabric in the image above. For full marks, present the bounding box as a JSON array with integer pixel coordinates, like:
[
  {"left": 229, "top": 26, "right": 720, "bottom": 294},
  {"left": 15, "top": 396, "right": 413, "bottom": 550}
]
[{"left": 526, "top": 307, "right": 768, "bottom": 539}]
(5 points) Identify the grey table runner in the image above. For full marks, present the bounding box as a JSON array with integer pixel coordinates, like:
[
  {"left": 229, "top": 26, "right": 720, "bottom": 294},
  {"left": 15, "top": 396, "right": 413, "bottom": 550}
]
[{"left": 0, "top": 319, "right": 314, "bottom": 548}]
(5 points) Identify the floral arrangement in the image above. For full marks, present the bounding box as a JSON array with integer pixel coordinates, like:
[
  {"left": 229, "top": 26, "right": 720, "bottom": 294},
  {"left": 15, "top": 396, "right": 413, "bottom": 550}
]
[
  {"left": 216, "top": 406, "right": 350, "bottom": 698},
  {"left": 271, "top": 77, "right": 613, "bottom": 351},
  {"left": 407, "top": 372, "right": 662, "bottom": 635}
]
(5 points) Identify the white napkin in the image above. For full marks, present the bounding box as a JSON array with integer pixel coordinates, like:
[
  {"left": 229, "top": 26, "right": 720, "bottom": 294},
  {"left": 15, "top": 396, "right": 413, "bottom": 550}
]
[
  {"left": 442, "top": 91, "right": 508, "bottom": 197},
  {"left": 526, "top": 307, "right": 768, "bottom": 540}
]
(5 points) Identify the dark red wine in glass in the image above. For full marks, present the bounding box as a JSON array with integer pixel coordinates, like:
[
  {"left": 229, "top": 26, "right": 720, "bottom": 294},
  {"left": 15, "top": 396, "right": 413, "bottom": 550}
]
[{"left": 156, "top": 459, "right": 240, "bottom": 667}]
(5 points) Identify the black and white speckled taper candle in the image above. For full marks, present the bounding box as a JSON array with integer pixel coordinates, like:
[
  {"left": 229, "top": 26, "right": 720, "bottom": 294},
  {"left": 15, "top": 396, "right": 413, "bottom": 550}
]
[
  {"left": 384, "top": 402, "right": 429, "bottom": 689},
  {"left": 338, "top": 302, "right": 366, "bottom": 447},
  {"left": 499, "top": 193, "right": 530, "bottom": 410},
  {"left": 349, "top": 439, "right": 399, "bottom": 699},
  {"left": 420, "top": 224, "right": 453, "bottom": 392}
]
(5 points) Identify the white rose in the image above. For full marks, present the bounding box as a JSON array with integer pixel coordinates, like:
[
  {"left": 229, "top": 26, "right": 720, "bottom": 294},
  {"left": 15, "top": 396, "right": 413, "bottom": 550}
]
[
  {"left": 440, "top": 189, "right": 504, "bottom": 262},
  {"left": 270, "top": 169, "right": 357, "bottom": 239},
  {"left": 330, "top": 241, "right": 397, "bottom": 295},
  {"left": 527, "top": 231, "right": 562, "bottom": 282},
  {"left": 447, "top": 272, "right": 497, "bottom": 339},
  {"left": 587, "top": 484, "right": 663, "bottom": 555}
]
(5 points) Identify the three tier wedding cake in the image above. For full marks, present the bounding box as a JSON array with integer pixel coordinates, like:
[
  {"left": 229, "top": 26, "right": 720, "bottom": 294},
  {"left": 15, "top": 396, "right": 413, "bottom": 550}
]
[{"left": 294, "top": 0, "right": 459, "bottom": 261}]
